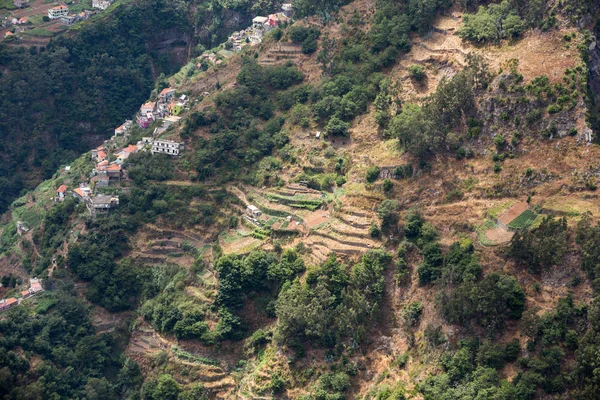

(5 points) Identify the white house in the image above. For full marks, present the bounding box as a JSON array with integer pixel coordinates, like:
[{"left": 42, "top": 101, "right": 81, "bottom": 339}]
[
  {"left": 247, "top": 205, "right": 262, "bottom": 218},
  {"left": 151, "top": 139, "right": 182, "bottom": 156},
  {"left": 86, "top": 195, "right": 119, "bottom": 216},
  {"left": 92, "top": 0, "right": 112, "bottom": 10},
  {"left": 252, "top": 16, "right": 268, "bottom": 30},
  {"left": 48, "top": 5, "right": 69, "bottom": 19}
]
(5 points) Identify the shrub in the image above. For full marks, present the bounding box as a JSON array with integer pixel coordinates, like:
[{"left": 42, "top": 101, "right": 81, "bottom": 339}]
[
  {"left": 383, "top": 179, "right": 393, "bottom": 192},
  {"left": 493, "top": 134, "right": 506, "bottom": 149},
  {"left": 325, "top": 117, "right": 350, "bottom": 136},
  {"left": 366, "top": 166, "right": 381, "bottom": 183},
  {"left": 408, "top": 64, "right": 426, "bottom": 82},
  {"left": 402, "top": 302, "right": 424, "bottom": 326}
]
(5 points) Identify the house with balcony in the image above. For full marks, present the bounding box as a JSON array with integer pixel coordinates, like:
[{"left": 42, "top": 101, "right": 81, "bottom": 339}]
[
  {"left": 151, "top": 139, "right": 182, "bottom": 156},
  {"left": 48, "top": 5, "right": 69, "bottom": 19},
  {"left": 86, "top": 195, "right": 119, "bottom": 216}
]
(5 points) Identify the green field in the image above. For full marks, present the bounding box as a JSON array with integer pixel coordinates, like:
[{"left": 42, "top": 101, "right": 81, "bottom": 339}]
[
  {"left": 476, "top": 220, "right": 497, "bottom": 246},
  {"left": 22, "top": 27, "right": 54, "bottom": 37},
  {"left": 508, "top": 209, "right": 538, "bottom": 230},
  {"left": 0, "top": 0, "right": 16, "bottom": 10}
]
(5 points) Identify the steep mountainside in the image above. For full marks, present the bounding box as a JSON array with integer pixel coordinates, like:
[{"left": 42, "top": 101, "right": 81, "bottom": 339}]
[{"left": 1, "top": 0, "right": 600, "bottom": 399}]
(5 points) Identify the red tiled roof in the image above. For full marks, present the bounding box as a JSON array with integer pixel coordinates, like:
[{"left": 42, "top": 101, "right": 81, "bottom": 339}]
[
  {"left": 4, "top": 298, "right": 17, "bottom": 306},
  {"left": 74, "top": 188, "right": 84, "bottom": 197},
  {"left": 105, "top": 164, "right": 122, "bottom": 172},
  {"left": 21, "top": 290, "right": 29, "bottom": 296},
  {"left": 160, "top": 88, "right": 175, "bottom": 95},
  {"left": 57, "top": 184, "right": 68, "bottom": 193},
  {"left": 97, "top": 150, "right": 107, "bottom": 159},
  {"left": 124, "top": 145, "right": 138, "bottom": 153},
  {"left": 52, "top": 5, "right": 68, "bottom": 10}
]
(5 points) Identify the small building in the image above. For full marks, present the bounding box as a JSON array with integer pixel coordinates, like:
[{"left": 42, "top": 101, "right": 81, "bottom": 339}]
[
  {"left": 60, "top": 14, "right": 78, "bottom": 26},
  {"left": 92, "top": 0, "right": 112, "bottom": 10},
  {"left": 100, "top": 163, "right": 123, "bottom": 181},
  {"left": 48, "top": 5, "right": 69, "bottom": 19},
  {"left": 21, "top": 290, "right": 31, "bottom": 299},
  {"left": 86, "top": 195, "right": 119, "bottom": 216},
  {"left": 16, "top": 221, "right": 29, "bottom": 236},
  {"left": 247, "top": 205, "right": 262, "bottom": 218},
  {"left": 140, "top": 101, "right": 156, "bottom": 115},
  {"left": 253, "top": 16, "right": 268, "bottom": 29},
  {"left": 92, "top": 146, "right": 107, "bottom": 162},
  {"left": 73, "top": 186, "right": 91, "bottom": 200},
  {"left": 29, "top": 278, "right": 43, "bottom": 294},
  {"left": 115, "top": 144, "right": 138, "bottom": 164},
  {"left": 137, "top": 114, "right": 153, "bottom": 129},
  {"left": 18, "top": 17, "right": 28, "bottom": 24},
  {"left": 14, "top": 0, "right": 29, "bottom": 8},
  {"left": 282, "top": 3, "right": 293, "bottom": 17},
  {"left": 56, "top": 185, "right": 68, "bottom": 202},
  {"left": 151, "top": 139, "right": 182, "bottom": 156},
  {"left": 114, "top": 120, "right": 132, "bottom": 136},
  {"left": 267, "top": 13, "right": 288, "bottom": 29},
  {"left": 159, "top": 88, "right": 176, "bottom": 103},
  {"left": 168, "top": 102, "right": 183, "bottom": 116},
  {"left": 0, "top": 298, "right": 18, "bottom": 313}
]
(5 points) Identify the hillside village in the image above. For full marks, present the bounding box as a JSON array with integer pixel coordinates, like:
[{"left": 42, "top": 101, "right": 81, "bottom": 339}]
[{"left": 0, "top": 1, "right": 298, "bottom": 308}]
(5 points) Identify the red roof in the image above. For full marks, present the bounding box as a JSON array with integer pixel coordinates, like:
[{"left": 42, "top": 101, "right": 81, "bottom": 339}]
[
  {"left": 21, "top": 290, "right": 29, "bottom": 297},
  {"left": 52, "top": 5, "right": 67, "bottom": 10},
  {"left": 123, "top": 145, "right": 138, "bottom": 154},
  {"left": 74, "top": 188, "right": 84, "bottom": 197},
  {"left": 97, "top": 150, "right": 107, "bottom": 159},
  {"left": 4, "top": 298, "right": 17, "bottom": 306},
  {"left": 105, "top": 164, "right": 122, "bottom": 172},
  {"left": 57, "top": 184, "right": 68, "bottom": 193},
  {"left": 160, "top": 88, "right": 175, "bottom": 95}
]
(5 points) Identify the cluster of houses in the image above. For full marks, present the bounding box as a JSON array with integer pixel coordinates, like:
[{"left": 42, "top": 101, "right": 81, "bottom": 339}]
[
  {"left": 0, "top": 278, "right": 44, "bottom": 314},
  {"left": 194, "top": 3, "right": 292, "bottom": 58},
  {"left": 47, "top": 5, "right": 95, "bottom": 26},
  {"left": 250, "top": 4, "right": 293, "bottom": 41},
  {"left": 54, "top": 102, "right": 184, "bottom": 216},
  {"left": 137, "top": 87, "right": 188, "bottom": 128}
]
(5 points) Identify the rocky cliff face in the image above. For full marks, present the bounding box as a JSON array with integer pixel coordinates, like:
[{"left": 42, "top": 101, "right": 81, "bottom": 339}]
[{"left": 588, "top": 38, "right": 600, "bottom": 140}]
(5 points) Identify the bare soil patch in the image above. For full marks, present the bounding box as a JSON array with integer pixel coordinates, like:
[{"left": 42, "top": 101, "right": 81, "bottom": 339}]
[{"left": 485, "top": 227, "right": 514, "bottom": 243}]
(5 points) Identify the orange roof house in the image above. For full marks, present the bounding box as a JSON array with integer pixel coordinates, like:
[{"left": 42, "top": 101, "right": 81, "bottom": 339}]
[
  {"left": 0, "top": 298, "right": 18, "bottom": 311},
  {"left": 74, "top": 188, "right": 85, "bottom": 198},
  {"left": 56, "top": 184, "right": 68, "bottom": 201},
  {"left": 123, "top": 144, "right": 138, "bottom": 154}
]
